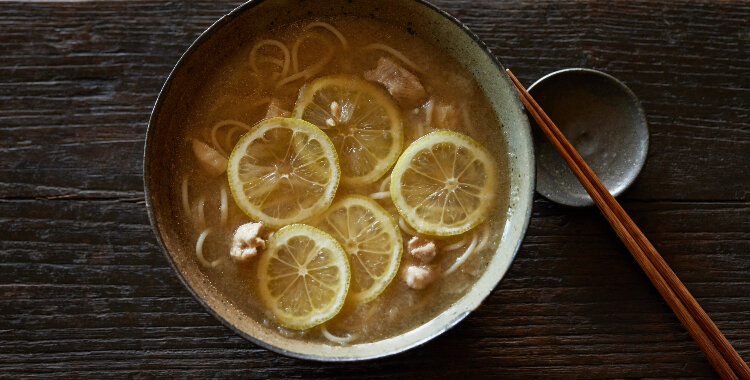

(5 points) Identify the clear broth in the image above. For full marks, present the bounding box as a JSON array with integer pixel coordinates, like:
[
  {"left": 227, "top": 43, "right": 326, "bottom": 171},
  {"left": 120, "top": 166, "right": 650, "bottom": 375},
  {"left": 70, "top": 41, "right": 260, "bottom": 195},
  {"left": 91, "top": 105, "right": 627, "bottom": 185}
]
[{"left": 176, "top": 16, "right": 510, "bottom": 345}]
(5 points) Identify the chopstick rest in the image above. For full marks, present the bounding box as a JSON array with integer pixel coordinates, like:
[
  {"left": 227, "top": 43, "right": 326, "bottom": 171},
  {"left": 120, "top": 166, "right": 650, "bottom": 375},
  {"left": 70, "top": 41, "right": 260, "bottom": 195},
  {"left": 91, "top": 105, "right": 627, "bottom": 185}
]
[{"left": 506, "top": 69, "right": 750, "bottom": 380}]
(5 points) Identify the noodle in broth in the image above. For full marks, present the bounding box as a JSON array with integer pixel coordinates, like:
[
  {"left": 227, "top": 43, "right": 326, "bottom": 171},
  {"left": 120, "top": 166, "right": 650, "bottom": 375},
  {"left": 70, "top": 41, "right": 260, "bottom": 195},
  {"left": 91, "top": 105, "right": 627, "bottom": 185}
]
[{"left": 176, "top": 16, "right": 510, "bottom": 345}]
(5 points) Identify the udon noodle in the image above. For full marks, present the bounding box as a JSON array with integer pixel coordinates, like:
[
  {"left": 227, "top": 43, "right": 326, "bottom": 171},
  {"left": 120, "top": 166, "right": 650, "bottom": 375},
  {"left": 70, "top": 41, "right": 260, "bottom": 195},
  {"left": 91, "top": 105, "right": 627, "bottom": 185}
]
[{"left": 176, "top": 16, "right": 510, "bottom": 345}]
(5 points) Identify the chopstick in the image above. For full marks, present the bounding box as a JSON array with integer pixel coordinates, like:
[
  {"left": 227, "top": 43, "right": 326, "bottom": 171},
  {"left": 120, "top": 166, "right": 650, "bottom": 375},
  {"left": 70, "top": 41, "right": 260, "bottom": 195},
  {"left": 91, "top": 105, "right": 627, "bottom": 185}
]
[{"left": 505, "top": 69, "right": 750, "bottom": 380}]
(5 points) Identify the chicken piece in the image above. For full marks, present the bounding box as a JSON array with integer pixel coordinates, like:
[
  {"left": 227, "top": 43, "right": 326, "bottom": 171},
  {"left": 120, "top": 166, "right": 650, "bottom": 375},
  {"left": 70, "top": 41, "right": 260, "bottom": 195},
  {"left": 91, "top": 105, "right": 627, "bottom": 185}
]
[
  {"left": 445, "top": 72, "right": 474, "bottom": 96},
  {"left": 191, "top": 139, "right": 227, "bottom": 177},
  {"left": 408, "top": 236, "right": 437, "bottom": 263},
  {"left": 431, "top": 100, "right": 459, "bottom": 130},
  {"left": 230, "top": 222, "right": 266, "bottom": 262},
  {"left": 330, "top": 100, "right": 342, "bottom": 119},
  {"left": 364, "top": 57, "right": 426, "bottom": 107},
  {"left": 402, "top": 264, "right": 440, "bottom": 290},
  {"left": 265, "top": 98, "right": 290, "bottom": 119},
  {"left": 404, "top": 98, "right": 460, "bottom": 141},
  {"left": 325, "top": 100, "right": 343, "bottom": 127}
]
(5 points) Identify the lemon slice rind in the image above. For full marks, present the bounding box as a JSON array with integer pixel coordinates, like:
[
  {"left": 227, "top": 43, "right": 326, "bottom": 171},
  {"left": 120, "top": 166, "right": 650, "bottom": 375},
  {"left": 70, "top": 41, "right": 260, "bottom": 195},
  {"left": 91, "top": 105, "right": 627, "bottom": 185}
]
[
  {"left": 390, "top": 131, "right": 497, "bottom": 236},
  {"left": 257, "top": 224, "right": 350, "bottom": 330},
  {"left": 293, "top": 75, "right": 403, "bottom": 186},
  {"left": 315, "top": 195, "right": 402, "bottom": 304},
  {"left": 227, "top": 117, "right": 340, "bottom": 228}
]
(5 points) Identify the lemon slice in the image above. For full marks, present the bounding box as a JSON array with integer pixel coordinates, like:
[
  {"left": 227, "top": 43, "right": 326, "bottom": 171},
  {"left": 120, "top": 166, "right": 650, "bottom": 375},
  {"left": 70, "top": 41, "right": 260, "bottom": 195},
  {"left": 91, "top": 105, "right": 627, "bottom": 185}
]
[
  {"left": 257, "top": 224, "right": 350, "bottom": 330},
  {"left": 390, "top": 131, "right": 498, "bottom": 236},
  {"left": 315, "top": 195, "right": 402, "bottom": 304},
  {"left": 227, "top": 117, "right": 340, "bottom": 228},
  {"left": 293, "top": 75, "right": 403, "bottom": 186}
]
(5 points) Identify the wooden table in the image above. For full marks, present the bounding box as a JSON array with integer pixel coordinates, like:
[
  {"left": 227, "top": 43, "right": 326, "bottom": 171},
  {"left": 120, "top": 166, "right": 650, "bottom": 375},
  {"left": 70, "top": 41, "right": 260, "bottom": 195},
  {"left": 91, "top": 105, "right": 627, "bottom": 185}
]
[{"left": 2, "top": 1, "right": 748, "bottom": 377}]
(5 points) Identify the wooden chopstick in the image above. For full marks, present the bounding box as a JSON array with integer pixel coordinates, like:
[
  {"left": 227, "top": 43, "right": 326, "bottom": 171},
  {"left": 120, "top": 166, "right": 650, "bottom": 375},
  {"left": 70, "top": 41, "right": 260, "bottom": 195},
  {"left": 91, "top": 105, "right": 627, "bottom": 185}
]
[
  {"left": 507, "top": 69, "right": 750, "bottom": 377},
  {"left": 505, "top": 69, "right": 750, "bottom": 380}
]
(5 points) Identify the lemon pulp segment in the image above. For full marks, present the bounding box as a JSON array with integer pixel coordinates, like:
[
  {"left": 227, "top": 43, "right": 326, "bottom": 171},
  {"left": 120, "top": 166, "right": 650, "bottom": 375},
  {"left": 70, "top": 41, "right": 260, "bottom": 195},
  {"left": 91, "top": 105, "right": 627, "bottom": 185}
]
[
  {"left": 390, "top": 131, "right": 497, "bottom": 236},
  {"left": 315, "top": 195, "right": 402, "bottom": 304},
  {"left": 227, "top": 117, "right": 340, "bottom": 228},
  {"left": 293, "top": 75, "right": 403, "bottom": 186},
  {"left": 257, "top": 224, "right": 350, "bottom": 330}
]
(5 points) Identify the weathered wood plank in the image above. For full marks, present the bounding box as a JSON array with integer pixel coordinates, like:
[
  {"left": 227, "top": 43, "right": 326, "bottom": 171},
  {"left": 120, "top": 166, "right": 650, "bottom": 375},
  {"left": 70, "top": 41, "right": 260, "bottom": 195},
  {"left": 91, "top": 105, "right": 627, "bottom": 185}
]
[
  {"left": 1, "top": 0, "right": 748, "bottom": 378},
  {"left": 0, "top": 0, "right": 748, "bottom": 201},
  {"left": 1, "top": 197, "right": 748, "bottom": 377}
]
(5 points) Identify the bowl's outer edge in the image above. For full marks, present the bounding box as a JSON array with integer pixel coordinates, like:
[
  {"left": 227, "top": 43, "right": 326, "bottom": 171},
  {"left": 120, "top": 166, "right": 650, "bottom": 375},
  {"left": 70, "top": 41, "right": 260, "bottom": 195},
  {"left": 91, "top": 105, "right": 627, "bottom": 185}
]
[{"left": 143, "top": 0, "right": 535, "bottom": 361}]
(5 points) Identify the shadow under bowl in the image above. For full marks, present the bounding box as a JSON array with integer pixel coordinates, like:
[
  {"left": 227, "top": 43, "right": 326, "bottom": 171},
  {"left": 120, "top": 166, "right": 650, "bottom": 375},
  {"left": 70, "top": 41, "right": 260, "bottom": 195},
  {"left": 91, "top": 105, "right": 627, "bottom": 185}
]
[{"left": 144, "top": 0, "right": 535, "bottom": 361}]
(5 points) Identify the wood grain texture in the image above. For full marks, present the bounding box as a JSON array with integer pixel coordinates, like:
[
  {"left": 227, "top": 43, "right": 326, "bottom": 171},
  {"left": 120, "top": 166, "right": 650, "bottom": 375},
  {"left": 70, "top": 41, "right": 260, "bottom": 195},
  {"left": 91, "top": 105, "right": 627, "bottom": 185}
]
[{"left": 1, "top": 0, "right": 748, "bottom": 378}]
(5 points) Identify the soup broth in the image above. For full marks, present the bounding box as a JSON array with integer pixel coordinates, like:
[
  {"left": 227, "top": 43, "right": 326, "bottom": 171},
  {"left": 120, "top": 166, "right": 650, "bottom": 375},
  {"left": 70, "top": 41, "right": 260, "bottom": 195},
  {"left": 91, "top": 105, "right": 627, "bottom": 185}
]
[{"left": 177, "top": 16, "right": 510, "bottom": 345}]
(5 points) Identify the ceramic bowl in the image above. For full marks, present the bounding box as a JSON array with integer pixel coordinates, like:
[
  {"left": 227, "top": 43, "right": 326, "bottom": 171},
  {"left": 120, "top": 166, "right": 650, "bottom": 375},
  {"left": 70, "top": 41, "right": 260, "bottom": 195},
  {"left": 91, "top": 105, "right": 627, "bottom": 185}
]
[
  {"left": 144, "top": 0, "right": 534, "bottom": 361},
  {"left": 528, "top": 68, "right": 649, "bottom": 207}
]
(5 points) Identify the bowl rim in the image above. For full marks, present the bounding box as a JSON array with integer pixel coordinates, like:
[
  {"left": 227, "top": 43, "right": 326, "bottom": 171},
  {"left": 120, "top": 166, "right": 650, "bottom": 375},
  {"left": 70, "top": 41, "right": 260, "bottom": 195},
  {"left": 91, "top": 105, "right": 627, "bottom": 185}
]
[
  {"left": 527, "top": 67, "right": 649, "bottom": 207},
  {"left": 143, "top": 0, "right": 535, "bottom": 361}
]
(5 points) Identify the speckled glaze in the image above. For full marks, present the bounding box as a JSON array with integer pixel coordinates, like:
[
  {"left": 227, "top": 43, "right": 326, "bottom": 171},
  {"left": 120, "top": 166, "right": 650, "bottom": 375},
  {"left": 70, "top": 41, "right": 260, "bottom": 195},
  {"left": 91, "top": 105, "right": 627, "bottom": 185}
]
[
  {"left": 144, "top": 0, "right": 534, "bottom": 361},
  {"left": 528, "top": 68, "right": 649, "bottom": 207}
]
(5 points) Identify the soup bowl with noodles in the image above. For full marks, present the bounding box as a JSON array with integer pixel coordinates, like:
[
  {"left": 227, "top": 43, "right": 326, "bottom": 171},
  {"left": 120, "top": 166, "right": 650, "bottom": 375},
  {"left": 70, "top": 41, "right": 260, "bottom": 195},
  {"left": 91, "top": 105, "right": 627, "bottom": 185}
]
[{"left": 144, "top": 0, "right": 534, "bottom": 361}]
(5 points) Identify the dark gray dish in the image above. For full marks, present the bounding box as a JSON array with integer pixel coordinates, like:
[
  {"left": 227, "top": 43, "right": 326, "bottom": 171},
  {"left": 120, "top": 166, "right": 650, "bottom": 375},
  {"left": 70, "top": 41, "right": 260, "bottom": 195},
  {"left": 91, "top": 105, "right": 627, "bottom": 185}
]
[
  {"left": 144, "top": 0, "right": 535, "bottom": 361},
  {"left": 528, "top": 68, "right": 649, "bottom": 207}
]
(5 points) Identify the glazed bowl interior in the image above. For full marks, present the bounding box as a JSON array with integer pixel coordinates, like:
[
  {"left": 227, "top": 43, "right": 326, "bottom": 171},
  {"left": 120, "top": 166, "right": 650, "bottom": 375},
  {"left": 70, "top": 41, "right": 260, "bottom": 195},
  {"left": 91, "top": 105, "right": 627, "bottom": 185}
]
[{"left": 145, "top": 0, "right": 533, "bottom": 361}]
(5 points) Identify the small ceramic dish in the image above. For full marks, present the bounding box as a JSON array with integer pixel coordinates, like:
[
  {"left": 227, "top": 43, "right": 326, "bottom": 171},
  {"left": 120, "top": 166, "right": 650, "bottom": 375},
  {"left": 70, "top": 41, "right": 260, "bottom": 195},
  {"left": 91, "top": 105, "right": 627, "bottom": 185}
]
[
  {"left": 528, "top": 68, "right": 649, "bottom": 207},
  {"left": 144, "top": 0, "right": 534, "bottom": 361}
]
